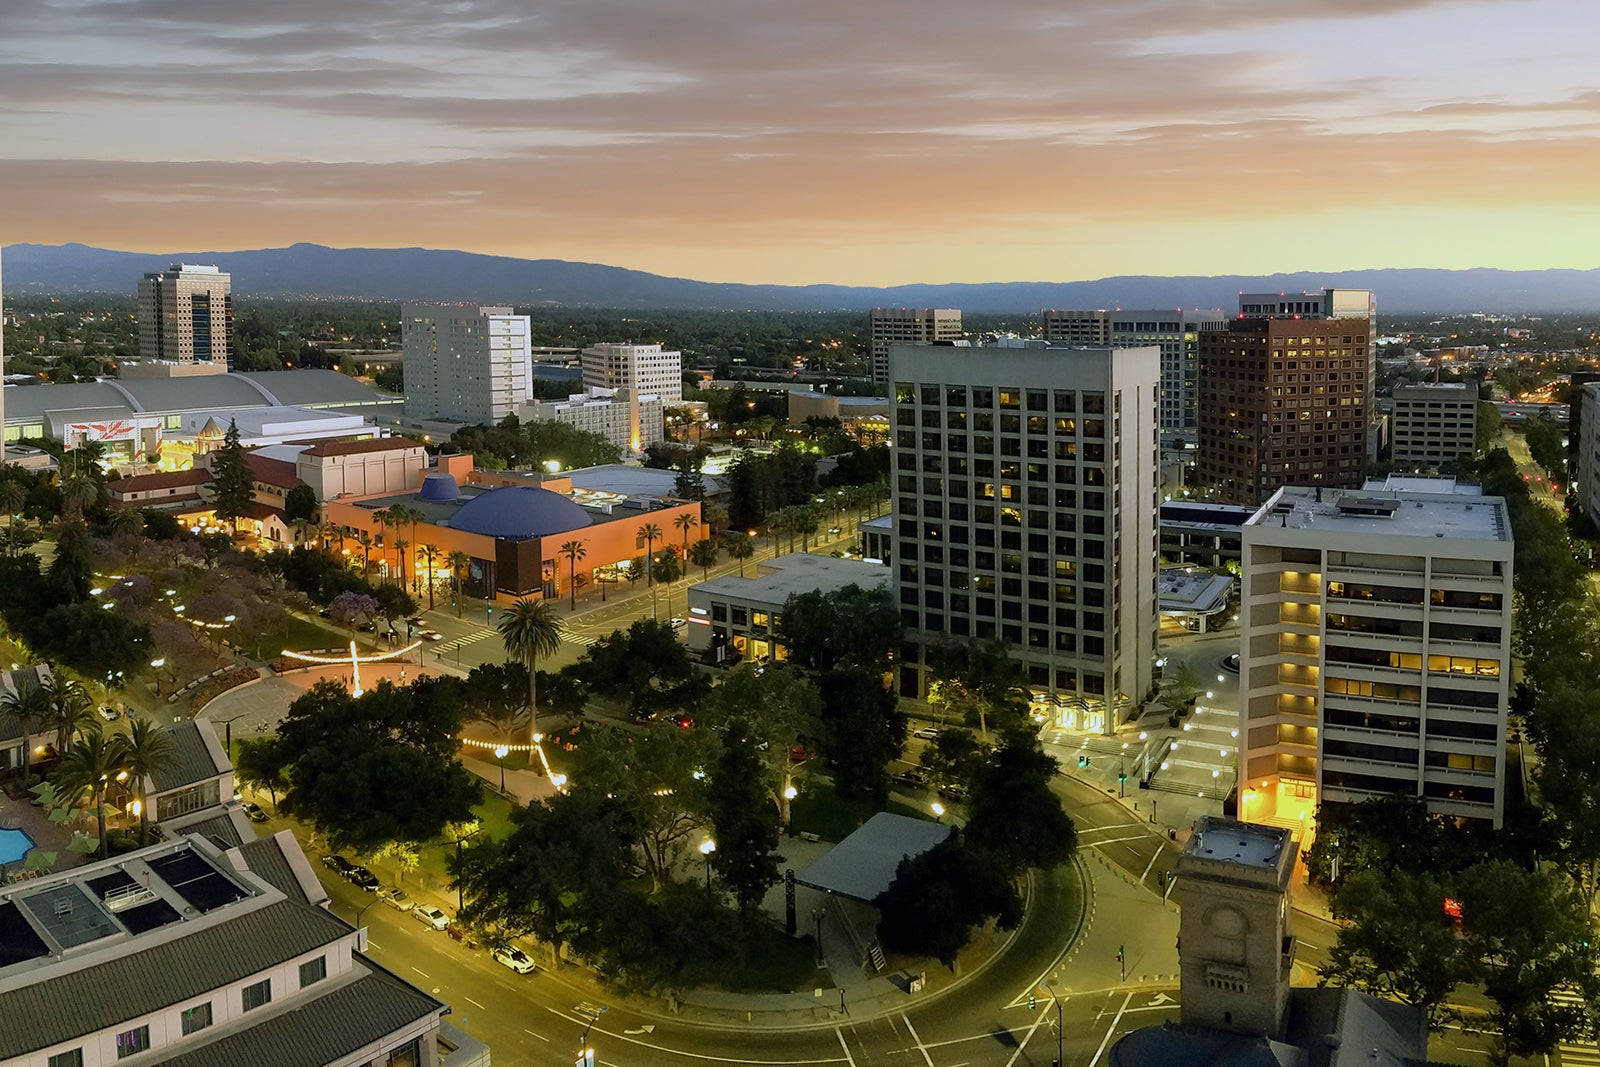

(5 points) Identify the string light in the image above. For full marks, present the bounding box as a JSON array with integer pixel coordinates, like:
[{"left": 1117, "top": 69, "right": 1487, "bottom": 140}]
[{"left": 279, "top": 643, "right": 422, "bottom": 665}]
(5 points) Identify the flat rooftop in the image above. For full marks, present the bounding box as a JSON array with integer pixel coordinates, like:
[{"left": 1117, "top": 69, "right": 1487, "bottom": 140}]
[
  {"left": 1183, "top": 817, "right": 1291, "bottom": 871},
  {"left": 1248, "top": 485, "right": 1509, "bottom": 542},
  {"left": 693, "top": 552, "right": 889, "bottom": 604},
  {"left": 1158, "top": 569, "right": 1233, "bottom": 614},
  {"left": 1159, "top": 501, "right": 1256, "bottom": 529},
  {"left": 1361, "top": 475, "right": 1481, "bottom": 496}
]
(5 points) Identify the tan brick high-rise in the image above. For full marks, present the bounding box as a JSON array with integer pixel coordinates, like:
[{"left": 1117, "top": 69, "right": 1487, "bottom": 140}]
[{"left": 1197, "top": 317, "right": 1369, "bottom": 505}]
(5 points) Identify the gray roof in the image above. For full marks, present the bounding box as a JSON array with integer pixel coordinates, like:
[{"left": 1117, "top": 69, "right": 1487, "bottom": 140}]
[
  {"left": 796, "top": 811, "right": 950, "bottom": 902},
  {"left": 175, "top": 809, "right": 248, "bottom": 849},
  {"left": 149, "top": 721, "right": 228, "bottom": 794},
  {"left": 237, "top": 370, "right": 401, "bottom": 407},
  {"left": 0, "top": 900, "right": 352, "bottom": 1058},
  {"left": 4, "top": 370, "right": 397, "bottom": 427},
  {"left": 237, "top": 837, "right": 313, "bottom": 906},
  {"left": 159, "top": 957, "right": 442, "bottom": 1067},
  {"left": 694, "top": 552, "right": 889, "bottom": 605}
]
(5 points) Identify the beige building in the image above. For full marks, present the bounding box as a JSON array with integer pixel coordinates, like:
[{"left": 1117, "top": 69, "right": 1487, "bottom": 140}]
[
  {"left": 581, "top": 344, "right": 682, "bottom": 404},
  {"left": 520, "top": 387, "right": 663, "bottom": 454},
  {"left": 295, "top": 437, "right": 428, "bottom": 501},
  {"left": 1390, "top": 382, "right": 1477, "bottom": 469},
  {"left": 868, "top": 308, "right": 962, "bottom": 384},
  {"left": 402, "top": 303, "right": 532, "bottom": 424},
  {"left": 137, "top": 264, "right": 233, "bottom": 366},
  {"left": 1041, "top": 309, "right": 1225, "bottom": 436}
]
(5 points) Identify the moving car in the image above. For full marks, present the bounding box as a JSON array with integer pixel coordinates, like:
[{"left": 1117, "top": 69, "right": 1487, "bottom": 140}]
[
  {"left": 378, "top": 888, "right": 415, "bottom": 912},
  {"left": 911, "top": 726, "right": 941, "bottom": 741},
  {"left": 97, "top": 706, "right": 119, "bottom": 723},
  {"left": 668, "top": 617, "right": 686, "bottom": 630},
  {"left": 413, "top": 905, "right": 450, "bottom": 931},
  {"left": 321, "top": 855, "right": 355, "bottom": 876},
  {"left": 422, "top": 630, "right": 444, "bottom": 642},
  {"left": 492, "top": 946, "right": 536, "bottom": 974},
  {"left": 240, "top": 801, "right": 268, "bottom": 823},
  {"left": 345, "top": 865, "right": 380, "bottom": 891}
]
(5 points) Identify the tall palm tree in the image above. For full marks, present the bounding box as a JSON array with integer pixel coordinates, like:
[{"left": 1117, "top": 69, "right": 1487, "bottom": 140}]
[
  {"left": 61, "top": 475, "right": 98, "bottom": 515},
  {"left": 558, "top": 540, "right": 587, "bottom": 609},
  {"left": 372, "top": 508, "right": 394, "bottom": 579},
  {"left": 637, "top": 523, "right": 663, "bottom": 588},
  {"left": 448, "top": 550, "right": 471, "bottom": 617},
  {"left": 673, "top": 512, "right": 698, "bottom": 554},
  {"left": 724, "top": 533, "right": 755, "bottom": 576},
  {"left": 43, "top": 675, "right": 93, "bottom": 754},
  {"left": 290, "top": 517, "right": 316, "bottom": 547},
  {"left": 0, "top": 679, "right": 50, "bottom": 787},
  {"left": 107, "top": 507, "right": 144, "bottom": 538},
  {"left": 122, "top": 717, "right": 174, "bottom": 845},
  {"left": 795, "top": 506, "right": 820, "bottom": 552},
  {"left": 420, "top": 544, "right": 440, "bottom": 610},
  {"left": 497, "top": 598, "right": 564, "bottom": 747},
  {"left": 55, "top": 729, "right": 130, "bottom": 857},
  {"left": 394, "top": 538, "right": 410, "bottom": 588},
  {"left": 688, "top": 537, "right": 719, "bottom": 581},
  {"left": 355, "top": 531, "right": 373, "bottom": 574},
  {"left": 0, "top": 480, "right": 25, "bottom": 527}
]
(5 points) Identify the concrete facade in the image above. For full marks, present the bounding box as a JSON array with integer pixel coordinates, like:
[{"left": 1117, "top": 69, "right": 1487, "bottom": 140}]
[
  {"left": 137, "top": 265, "right": 233, "bottom": 366},
  {"left": 1041, "top": 308, "right": 1225, "bottom": 436},
  {"left": 580, "top": 344, "right": 682, "bottom": 405},
  {"left": 686, "top": 553, "right": 889, "bottom": 663},
  {"left": 868, "top": 309, "right": 961, "bottom": 385},
  {"left": 1391, "top": 382, "right": 1477, "bottom": 469},
  {"left": 889, "top": 343, "right": 1160, "bottom": 734},
  {"left": 402, "top": 303, "right": 532, "bottom": 424},
  {"left": 519, "top": 387, "right": 663, "bottom": 454}
]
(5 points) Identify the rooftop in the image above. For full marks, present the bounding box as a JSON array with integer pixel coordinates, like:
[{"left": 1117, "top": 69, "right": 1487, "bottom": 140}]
[
  {"left": 3, "top": 370, "right": 398, "bottom": 427},
  {"left": 1360, "top": 475, "right": 1481, "bottom": 496},
  {"left": 1247, "top": 486, "right": 1509, "bottom": 543},
  {"left": 796, "top": 812, "right": 950, "bottom": 902},
  {"left": 242, "top": 452, "right": 301, "bottom": 489},
  {"left": 563, "top": 463, "right": 725, "bottom": 497},
  {"left": 299, "top": 435, "right": 423, "bottom": 459},
  {"left": 692, "top": 552, "right": 890, "bottom": 605},
  {"left": 1182, "top": 817, "right": 1291, "bottom": 871},
  {"left": 1158, "top": 569, "right": 1233, "bottom": 615},
  {"left": 148, "top": 719, "right": 230, "bottom": 795},
  {"left": 108, "top": 468, "right": 212, "bottom": 494},
  {"left": 1160, "top": 501, "right": 1257, "bottom": 529}
]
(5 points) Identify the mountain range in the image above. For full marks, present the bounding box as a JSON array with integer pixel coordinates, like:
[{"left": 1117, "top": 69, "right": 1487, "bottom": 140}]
[{"left": 5, "top": 242, "right": 1599, "bottom": 314}]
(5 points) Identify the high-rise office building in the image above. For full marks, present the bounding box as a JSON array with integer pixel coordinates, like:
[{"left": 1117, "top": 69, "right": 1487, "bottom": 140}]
[
  {"left": 1197, "top": 316, "right": 1371, "bottom": 505},
  {"left": 401, "top": 303, "right": 533, "bottom": 424},
  {"left": 1042, "top": 308, "right": 1225, "bottom": 437},
  {"left": 1240, "top": 289, "right": 1377, "bottom": 439},
  {"left": 889, "top": 342, "right": 1159, "bottom": 734},
  {"left": 581, "top": 343, "right": 683, "bottom": 405},
  {"left": 1390, "top": 382, "right": 1478, "bottom": 470},
  {"left": 869, "top": 308, "right": 962, "bottom": 384},
  {"left": 136, "top": 264, "right": 233, "bottom": 366},
  {"left": 1239, "top": 482, "right": 1513, "bottom": 829}
]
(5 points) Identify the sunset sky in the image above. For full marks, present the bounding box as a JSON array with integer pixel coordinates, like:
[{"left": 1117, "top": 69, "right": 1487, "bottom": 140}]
[{"left": 4, "top": 0, "right": 1598, "bottom": 285}]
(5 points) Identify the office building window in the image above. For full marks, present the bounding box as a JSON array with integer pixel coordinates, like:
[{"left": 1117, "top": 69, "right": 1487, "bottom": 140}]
[
  {"left": 116, "top": 1026, "right": 150, "bottom": 1060},
  {"left": 243, "top": 978, "right": 272, "bottom": 1012},
  {"left": 181, "top": 1002, "right": 213, "bottom": 1035}
]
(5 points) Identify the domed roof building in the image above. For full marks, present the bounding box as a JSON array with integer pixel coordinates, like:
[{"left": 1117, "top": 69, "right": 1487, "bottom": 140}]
[{"left": 447, "top": 486, "right": 592, "bottom": 541}]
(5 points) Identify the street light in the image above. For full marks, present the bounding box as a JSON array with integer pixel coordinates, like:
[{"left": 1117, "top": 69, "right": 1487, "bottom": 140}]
[
  {"left": 931, "top": 800, "right": 945, "bottom": 823},
  {"left": 699, "top": 838, "right": 716, "bottom": 888},
  {"left": 494, "top": 745, "right": 509, "bottom": 793}
]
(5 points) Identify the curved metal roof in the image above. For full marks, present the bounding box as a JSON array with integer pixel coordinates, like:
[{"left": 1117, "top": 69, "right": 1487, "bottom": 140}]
[{"left": 448, "top": 486, "right": 591, "bottom": 541}]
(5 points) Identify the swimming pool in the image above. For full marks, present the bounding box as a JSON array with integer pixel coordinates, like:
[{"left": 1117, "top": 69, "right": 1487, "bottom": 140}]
[{"left": 0, "top": 827, "right": 37, "bottom": 866}]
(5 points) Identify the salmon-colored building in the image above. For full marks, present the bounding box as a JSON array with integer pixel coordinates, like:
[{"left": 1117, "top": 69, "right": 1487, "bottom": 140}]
[{"left": 322, "top": 454, "right": 704, "bottom": 601}]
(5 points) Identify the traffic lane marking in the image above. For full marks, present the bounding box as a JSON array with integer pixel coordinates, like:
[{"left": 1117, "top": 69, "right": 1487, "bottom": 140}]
[{"left": 546, "top": 1007, "right": 847, "bottom": 1064}]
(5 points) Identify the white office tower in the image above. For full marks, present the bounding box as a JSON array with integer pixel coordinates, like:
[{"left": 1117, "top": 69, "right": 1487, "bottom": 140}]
[
  {"left": 869, "top": 308, "right": 962, "bottom": 384},
  {"left": 889, "top": 343, "right": 1160, "bottom": 735},
  {"left": 401, "top": 303, "right": 532, "bottom": 424},
  {"left": 136, "top": 264, "right": 233, "bottom": 366},
  {"left": 1239, "top": 483, "right": 1513, "bottom": 831},
  {"left": 581, "top": 343, "right": 683, "bottom": 404},
  {"left": 1041, "top": 308, "right": 1225, "bottom": 437}
]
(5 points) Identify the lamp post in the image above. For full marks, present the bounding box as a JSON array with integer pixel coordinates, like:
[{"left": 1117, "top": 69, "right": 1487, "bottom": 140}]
[
  {"left": 494, "top": 745, "right": 508, "bottom": 794},
  {"left": 699, "top": 838, "right": 716, "bottom": 888},
  {"left": 931, "top": 800, "right": 945, "bottom": 824},
  {"left": 1042, "top": 980, "right": 1064, "bottom": 1067}
]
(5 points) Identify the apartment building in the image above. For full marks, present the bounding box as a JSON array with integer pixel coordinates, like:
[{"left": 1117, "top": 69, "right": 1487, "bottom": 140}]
[
  {"left": 868, "top": 309, "right": 962, "bottom": 385},
  {"left": 1390, "top": 382, "right": 1478, "bottom": 470},
  {"left": 137, "top": 265, "right": 233, "bottom": 366},
  {"left": 1041, "top": 308, "right": 1225, "bottom": 437},
  {"left": 1197, "top": 317, "right": 1371, "bottom": 505},
  {"left": 580, "top": 344, "right": 682, "bottom": 404},
  {"left": 402, "top": 303, "right": 533, "bottom": 424},
  {"left": 1239, "top": 483, "right": 1513, "bottom": 830},
  {"left": 520, "top": 387, "right": 663, "bottom": 454},
  {"left": 889, "top": 343, "right": 1160, "bottom": 734}
]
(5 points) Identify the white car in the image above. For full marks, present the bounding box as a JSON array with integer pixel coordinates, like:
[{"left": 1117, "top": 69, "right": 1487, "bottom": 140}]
[
  {"left": 912, "top": 726, "right": 941, "bottom": 741},
  {"left": 412, "top": 905, "right": 450, "bottom": 931},
  {"left": 668, "top": 617, "right": 686, "bottom": 630},
  {"left": 492, "top": 946, "right": 536, "bottom": 974},
  {"left": 378, "top": 888, "right": 415, "bottom": 912}
]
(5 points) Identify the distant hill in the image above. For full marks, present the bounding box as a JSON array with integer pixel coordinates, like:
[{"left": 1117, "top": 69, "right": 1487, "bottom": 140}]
[{"left": 5, "top": 242, "right": 1599, "bottom": 314}]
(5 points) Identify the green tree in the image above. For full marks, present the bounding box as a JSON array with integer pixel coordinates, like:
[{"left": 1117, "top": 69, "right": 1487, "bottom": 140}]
[
  {"left": 448, "top": 550, "right": 471, "bottom": 616},
  {"left": 42, "top": 675, "right": 92, "bottom": 755},
  {"left": 0, "top": 675, "right": 50, "bottom": 787},
  {"left": 54, "top": 729, "right": 130, "bottom": 857},
  {"left": 496, "top": 598, "right": 565, "bottom": 746},
  {"left": 701, "top": 663, "right": 820, "bottom": 823},
  {"left": 576, "top": 619, "right": 697, "bottom": 720},
  {"left": 707, "top": 724, "right": 783, "bottom": 912},
  {"left": 234, "top": 735, "right": 290, "bottom": 807},
  {"left": 464, "top": 661, "right": 531, "bottom": 747},
  {"left": 122, "top": 717, "right": 174, "bottom": 845},
  {"left": 47, "top": 515, "right": 94, "bottom": 602},
  {"left": 210, "top": 419, "right": 254, "bottom": 535},
  {"left": 650, "top": 549, "right": 682, "bottom": 586},
  {"left": 688, "top": 537, "right": 719, "bottom": 581},
  {"left": 673, "top": 512, "right": 699, "bottom": 553},
  {"left": 637, "top": 523, "right": 662, "bottom": 587},
  {"left": 964, "top": 734, "right": 1077, "bottom": 873},
  {"left": 559, "top": 539, "right": 587, "bottom": 609},
  {"left": 574, "top": 726, "right": 713, "bottom": 890},
  {"left": 876, "top": 835, "right": 1022, "bottom": 969},
  {"left": 419, "top": 543, "right": 440, "bottom": 610},
  {"left": 917, "top": 727, "right": 986, "bottom": 794},
  {"left": 928, "top": 640, "right": 1030, "bottom": 740},
  {"left": 1475, "top": 400, "right": 1503, "bottom": 454},
  {"left": 284, "top": 483, "right": 318, "bottom": 524},
  {"left": 817, "top": 666, "right": 904, "bottom": 805},
  {"left": 778, "top": 584, "right": 901, "bottom": 673},
  {"left": 723, "top": 532, "right": 755, "bottom": 576}
]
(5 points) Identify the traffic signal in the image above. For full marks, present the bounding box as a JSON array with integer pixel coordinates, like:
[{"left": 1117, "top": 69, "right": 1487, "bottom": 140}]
[
  {"left": 1116, "top": 945, "right": 1124, "bottom": 963},
  {"left": 1077, "top": 755, "right": 1089, "bottom": 768},
  {"left": 1028, "top": 994, "right": 1037, "bottom": 1011},
  {"left": 1117, "top": 771, "right": 1128, "bottom": 783}
]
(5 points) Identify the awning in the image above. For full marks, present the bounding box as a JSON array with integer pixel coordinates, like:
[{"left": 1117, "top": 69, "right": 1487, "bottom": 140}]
[{"left": 794, "top": 811, "right": 951, "bottom": 903}]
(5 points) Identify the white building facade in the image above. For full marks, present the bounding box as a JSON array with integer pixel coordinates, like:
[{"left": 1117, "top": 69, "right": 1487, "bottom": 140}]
[
  {"left": 580, "top": 344, "right": 682, "bottom": 404},
  {"left": 519, "top": 387, "right": 663, "bottom": 454},
  {"left": 1390, "top": 382, "right": 1477, "bottom": 470},
  {"left": 868, "top": 309, "right": 962, "bottom": 385},
  {"left": 402, "top": 303, "right": 533, "bottom": 424},
  {"left": 889, "top": 343, "right": 1160, "bottom": 734},
  {"left": 1239, "top": 484, "right": 1513, "bottom": 830}
]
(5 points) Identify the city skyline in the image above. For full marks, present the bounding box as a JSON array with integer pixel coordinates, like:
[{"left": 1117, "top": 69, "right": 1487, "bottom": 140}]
[{"left": 2, "top": 0, "right": 1598, "bottom": 286}]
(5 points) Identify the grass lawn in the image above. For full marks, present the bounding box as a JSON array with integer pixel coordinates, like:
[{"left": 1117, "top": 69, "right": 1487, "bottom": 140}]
[
  {"left": 789, "top": 781, "right": 935, "bottom": 842},
  {"left": 717, "top": 924, "right": 822, "bottom": 993},
  {"left": 252, "top": 616, "right": 351, "bottom": 657}
]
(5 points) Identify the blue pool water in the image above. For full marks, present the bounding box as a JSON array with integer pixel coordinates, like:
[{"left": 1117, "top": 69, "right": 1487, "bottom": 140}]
[{"left": 0, "top": 827, "right": 36, "bottom": 866}]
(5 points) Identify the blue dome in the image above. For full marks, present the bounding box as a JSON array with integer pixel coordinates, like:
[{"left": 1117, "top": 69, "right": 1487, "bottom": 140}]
[
  {"left": 418, "top": 473, "right": 460, "bottom": 502},
  {"left": 449, "top": 486, "right": 592, "bottom": 540}
]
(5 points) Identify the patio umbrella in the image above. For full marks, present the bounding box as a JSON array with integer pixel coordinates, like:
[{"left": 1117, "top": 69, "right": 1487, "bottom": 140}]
[
  {"left": 67, "top": 834, "right": 98, "bottom": 854},
  {"left": 47, "top": 807, "right": 76, "bottom": 824},
  {"left": 23, "top": 850, "right": 57, "bottom": 870},
  {"left": 27, "top": 780, "right": 53, "bottom": 796}
]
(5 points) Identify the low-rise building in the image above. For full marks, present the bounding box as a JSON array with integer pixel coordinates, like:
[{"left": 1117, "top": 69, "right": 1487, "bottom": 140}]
[
  {"left": 1390, "top": 381, "right": 1477, "bottom": 470},
  {"left": 1158, "top": 568, "right": 1234, "bottom": 633},
  {"left": 686, "top": 553, "right": 889, "bottom": 664},
  {"left": 858, "top": 515, "right": 893, "bottom": 565},
  {"left": 108, "top": 469, "right": 213, "bottom": 511},
  {"left": 146, "top": 719, "right": 234, "bottom": 827},
  {"left": 519, "top": 387, "right": 664, "bottom": 454},
  {"left": 0, "top": 666, "right": 54, "bottom": 773},
  {"left": 1158, "top": 501, "right": 1254, "bottom": 569},
  {"left": 295, "top": 437, "right": 428, "bottom": 501}
]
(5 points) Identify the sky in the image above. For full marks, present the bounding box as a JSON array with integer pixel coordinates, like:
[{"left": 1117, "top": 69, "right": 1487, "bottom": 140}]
[{"left": 3, "top": 0, "right": 1599, "bottom": 285}]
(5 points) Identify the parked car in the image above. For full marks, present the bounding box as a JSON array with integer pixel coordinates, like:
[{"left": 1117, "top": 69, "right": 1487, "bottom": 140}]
[
  {"left": 97, "top": 706, "right": 119, "bottom": 723},
  {"left": 378, "top": 888, "right": 416, "bottom": 912},
  {"left": 492, "top": 946, "right": 536, "bottom": 974},
  {"left": 240, "top": 801, "right": 268, "bottom": 823},
  {"left": 413, "top": 905, "right": 450, "bottom": 931},
  {"left": 668, "top": 616, "right": 686, "bottom": 630},
  {"left": 317, "top": 607, "right": 332, "bottom": 618},
  {"left": 356, "top": 622, "right": 376, "bottom": 633},
  {"left": 408, "top": 616, "right": 425, "bottom": 627},
  {"left": 346, "top": 865, "right": 379, "bottom": 891},
  {"left": 892, "top": 768, "right": 928, "bottom": 789},
  {"left": 938, "top": 782, "right": 968, "bottom": 802},
  {"left": 321, "top": 855, "right": 354, "bottom": 876},
  {"left": 911, "top": 726, "right": 941, "bottom": 741}
]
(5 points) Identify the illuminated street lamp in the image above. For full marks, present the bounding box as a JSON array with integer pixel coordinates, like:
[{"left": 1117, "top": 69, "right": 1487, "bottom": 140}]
[
  {"left": 699, "top": 838, "right": 716, "bottom": 888},
  {"left": 931, "top": 800, "right": 945, "bottom": 823},
  {"left": 494, "top": 745, "right": 509, "bottom": 792}
]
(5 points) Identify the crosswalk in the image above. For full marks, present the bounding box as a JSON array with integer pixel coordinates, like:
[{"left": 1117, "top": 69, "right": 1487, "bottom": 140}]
[
  {"left": 1555, "top": 988, "right": 1600, "bottom": 1065},
  {"left": 429, "top": 629, "right": 497, "bottom": 655}
]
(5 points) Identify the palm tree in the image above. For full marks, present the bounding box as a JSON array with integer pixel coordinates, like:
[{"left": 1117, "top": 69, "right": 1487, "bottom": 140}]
[
  {"left": 43, "top": 675, "right": 93, "bottom": 754},
  {"left": 355, "top": 531, "right": 374, "bottom": 574},
  {"left": 122, "top": 717, "right": 173, "bottom": 845},
  {"left": 290, "top": 517, "right": 316, "bottom": 547},
  {"left": 0, "top": 480, "right": 25, "bottom": 527},
  {"left": 673, "top": 512, "right": 698, "bottom": 554},
  {"left": 394, "top": 538, "right": 410, "bottom": 588},
  {"left": 497, "top": 599, "right": 564, "bottom": 747},
  {"left": 0, "top": 679, "right": 50, "bottom": 787},
  {"left": 766, "top": 507, "right": 789, "bottom": 557},
  {"left": 420, "top": 544, "right": 440, "bottom": 610},
  {"left": 795, "top": 506, "right": 820, "bottom": 552},
  {"left": 107, "top": 507, "right": 144, "bottom": 538},
  {"left": 688, "top": 537, "right": 719, "bottom": 581},
  {"left": 558, "top": 540, "right": 587, "bottom": 610},
  {"left": 61, "top": 475, "right": 98, "bottom": 515},
  {"left": 724, "top": 533, "right": 755, "bottom": 576},
  {"left": 448, "top": 550, "right": 471, "bottom": 617},
  {"left": 637, "top": 523, "right": 663, "bottom": 587},
  {"left": 55, "top": 730, "right": 130, "bottom": 857}
]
